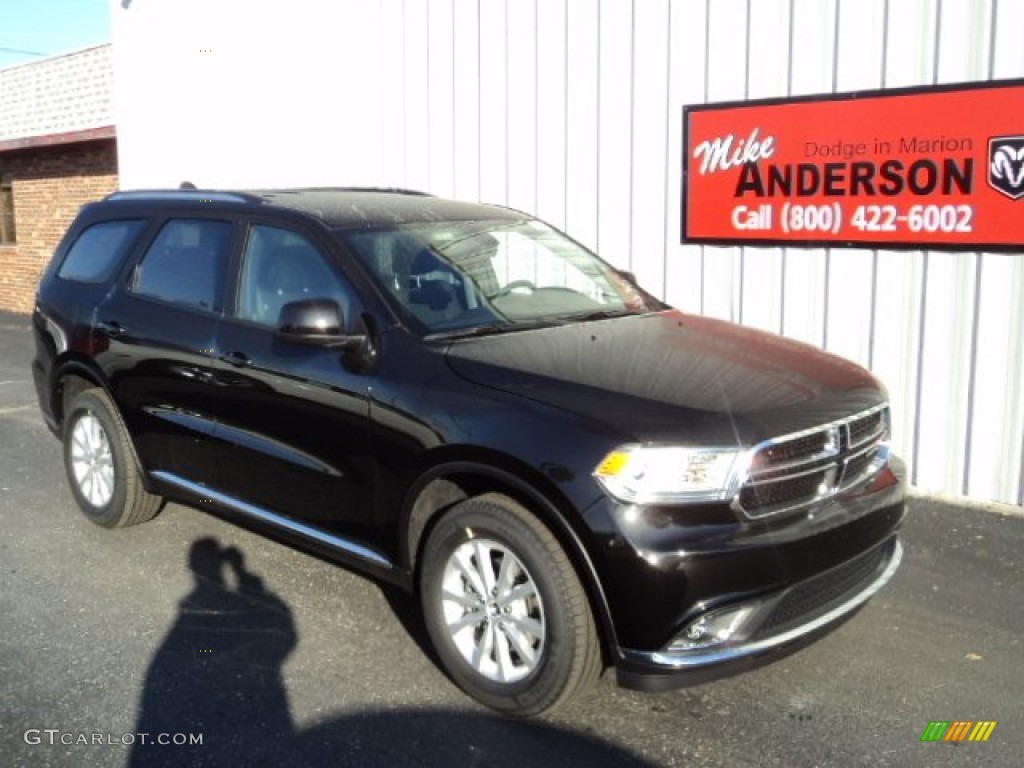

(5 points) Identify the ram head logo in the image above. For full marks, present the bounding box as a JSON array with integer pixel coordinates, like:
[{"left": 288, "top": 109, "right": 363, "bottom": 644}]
[{"left": 988, "top": 136, "right": 1024, "bottom": 200}]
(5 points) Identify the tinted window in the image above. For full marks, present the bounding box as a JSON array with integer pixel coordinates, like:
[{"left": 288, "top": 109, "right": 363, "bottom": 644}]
[
  {"left": 344, "top": 220, "right": 652, "bottom": 332},
  {"left": 58, "top": 220, "right": 146, "bottom": 283},
  {"left": 134, "top": 219, "right": 233, "bottom": 311},
  {"left": 236, "top": 225, "right": 352, "bottom": 327}
]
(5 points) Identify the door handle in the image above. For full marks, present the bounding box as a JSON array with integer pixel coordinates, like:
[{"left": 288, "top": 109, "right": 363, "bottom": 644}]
[
  {"left": 219, "top": 351, "right": 252, "bottom": 368},
  {"left": 96, "top": 320, "right": 125, "bottom": 337}
]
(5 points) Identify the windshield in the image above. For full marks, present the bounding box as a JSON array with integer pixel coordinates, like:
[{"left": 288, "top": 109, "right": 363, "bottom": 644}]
[{"left": 342, "top": 219, "right": 661, "bottom": 335}]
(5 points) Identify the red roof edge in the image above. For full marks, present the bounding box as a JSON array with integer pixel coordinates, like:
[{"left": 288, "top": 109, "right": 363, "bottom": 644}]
[{"left": 0, "top": 125, "right": 116, "bottom": 154}]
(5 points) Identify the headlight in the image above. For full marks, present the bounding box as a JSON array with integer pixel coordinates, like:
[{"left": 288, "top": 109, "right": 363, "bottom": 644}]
[{"left": 593, "top": 445, "right": 747, "bottom": 504}]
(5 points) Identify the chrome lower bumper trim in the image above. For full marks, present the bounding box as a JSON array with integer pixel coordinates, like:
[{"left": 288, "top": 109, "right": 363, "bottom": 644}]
[
  {"left": 151, "top": 470, "right": 394, "bottom": 570},
  {"left": 622, "top": 538, "right": 902, "bottom": 670}
]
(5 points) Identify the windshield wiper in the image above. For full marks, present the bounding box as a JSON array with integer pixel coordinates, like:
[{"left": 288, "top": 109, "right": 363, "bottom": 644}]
[
  {"left": 557, "top": 308, "right": 643, "bottom": 323},
  {"left": 427, "top": 318, "right": 566, "bottom": 340}
]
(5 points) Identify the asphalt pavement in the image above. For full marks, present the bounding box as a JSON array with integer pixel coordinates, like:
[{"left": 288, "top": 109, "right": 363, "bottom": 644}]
[{"left": 1, "top": 309, "right": 1021, "bottom": 767}]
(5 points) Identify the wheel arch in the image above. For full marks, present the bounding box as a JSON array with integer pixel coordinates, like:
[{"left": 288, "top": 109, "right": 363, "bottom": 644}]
[
  {"left": 52, "top": 359, "right": 156, "bottom": 497},
  {"left": 50, "top": 357, "right": 113, "bottom": 430},
  {"left": 400, "top": 451, "right": 620, "bottom": 657}
]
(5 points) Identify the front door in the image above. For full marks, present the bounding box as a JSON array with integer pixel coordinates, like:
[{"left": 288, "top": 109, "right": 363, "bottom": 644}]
[{"left": 210, "top": 222, "right": 379, "bottom": 548}]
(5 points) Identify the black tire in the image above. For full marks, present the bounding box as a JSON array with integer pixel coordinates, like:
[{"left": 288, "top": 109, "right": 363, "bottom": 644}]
[
  {"left": 62, "top": 388, "right": 162, "bottom": 528},
  {"left": 420, "top": 493, "right": 601, "bottom": 716}
]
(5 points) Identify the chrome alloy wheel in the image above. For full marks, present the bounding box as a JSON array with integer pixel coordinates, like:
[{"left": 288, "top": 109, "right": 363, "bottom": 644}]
[
  {"left": 69, "top": 412, "right": 115, "bottom": 508},
  {"left": 440, "top": 537, "right": 546, "bottom": 683}
]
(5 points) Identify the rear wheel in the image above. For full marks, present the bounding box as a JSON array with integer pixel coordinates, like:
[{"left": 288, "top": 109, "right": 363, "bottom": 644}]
[
  {"left": 63, "top": 388, "right": 162, "bottom": 528},
  {"left": 420, "top": 493, "right": 601, "bottom": 716}
]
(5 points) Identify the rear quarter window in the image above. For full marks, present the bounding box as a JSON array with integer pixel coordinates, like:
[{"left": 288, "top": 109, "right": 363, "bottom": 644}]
[{"left": 57, "top": 220, "right": 147, "bottom": 283}]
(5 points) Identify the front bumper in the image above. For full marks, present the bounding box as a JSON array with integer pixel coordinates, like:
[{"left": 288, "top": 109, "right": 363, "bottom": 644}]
[
  {"left": 615, "top": 534, "right": 902, "bottom": 691},
  {"left": 587, "top": 454, "right": 907, "bottom": 690}
]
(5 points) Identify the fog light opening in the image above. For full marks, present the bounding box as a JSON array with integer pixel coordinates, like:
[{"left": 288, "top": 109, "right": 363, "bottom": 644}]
[{"left": 669, "top": 603, "right": 761, "bottom": 652}]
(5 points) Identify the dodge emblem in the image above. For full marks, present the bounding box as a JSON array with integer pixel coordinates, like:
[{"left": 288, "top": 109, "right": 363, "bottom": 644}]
[{"left": 988, "top": 136, "right": 1024, "bottom": 200}]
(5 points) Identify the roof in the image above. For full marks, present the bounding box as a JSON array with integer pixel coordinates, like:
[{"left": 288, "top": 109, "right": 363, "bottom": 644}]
[
  {"left": 0, "top": 44, "right": 114, "bottom": 150},
  {"left": 252, "top": 189, "right": 524, "bottom": 228},
  {"left": 104, "top": 188, "right": 526, "bottom": 228}
]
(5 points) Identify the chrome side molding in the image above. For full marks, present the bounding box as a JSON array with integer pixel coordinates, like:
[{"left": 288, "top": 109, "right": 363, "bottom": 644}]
[{"left": 150, "top": 470, "right": 394, "bottom": 571}]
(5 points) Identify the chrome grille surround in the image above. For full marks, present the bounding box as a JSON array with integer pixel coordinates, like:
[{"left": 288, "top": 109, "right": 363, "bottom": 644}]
[{"left": 734, "top": 403, "right": 891, "bottom": 519}]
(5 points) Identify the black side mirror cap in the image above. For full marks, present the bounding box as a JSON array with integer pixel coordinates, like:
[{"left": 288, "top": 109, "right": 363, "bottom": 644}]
[{"left": 276, "top": 298, "right": 365, "bottom": 350}]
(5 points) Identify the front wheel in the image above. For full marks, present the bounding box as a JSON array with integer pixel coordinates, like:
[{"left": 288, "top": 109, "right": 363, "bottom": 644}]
[
  {"left": 63, "top": 388, "right": 162, "bottom": 528},
  {"left": 420, "top": 493, "right": 601, "bottom": 716}
]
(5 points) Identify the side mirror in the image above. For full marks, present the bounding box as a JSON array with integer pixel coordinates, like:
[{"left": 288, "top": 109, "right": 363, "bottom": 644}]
[{"left": 276, "top": 298, "right": 365, "bottom": 349}]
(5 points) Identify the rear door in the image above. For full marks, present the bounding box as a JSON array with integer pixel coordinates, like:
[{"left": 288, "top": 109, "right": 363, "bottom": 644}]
[
  {"left": 210, "top": 221, "right": 380, "bottom": 547},
  {"left": 94, "top": 215, "right": 238, "bottom": 487}
]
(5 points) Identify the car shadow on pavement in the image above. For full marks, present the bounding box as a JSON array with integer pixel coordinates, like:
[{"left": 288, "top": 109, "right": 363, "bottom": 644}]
[{"left": 129, "top": 537, "right": 657, "bottom": 767}]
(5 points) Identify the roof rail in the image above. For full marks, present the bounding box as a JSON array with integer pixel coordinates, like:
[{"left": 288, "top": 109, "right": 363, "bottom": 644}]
[
  {"left": 341, "top": 187, "right": 434, "bottom": 196},
  {"left": 253, "top": 187, "right": 434, "bottom": 197},
  {"left": 104, "top": 190, "right": 261, "bottom": 204}
]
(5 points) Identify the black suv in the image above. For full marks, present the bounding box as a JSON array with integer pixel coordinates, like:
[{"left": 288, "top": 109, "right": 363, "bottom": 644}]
[{"left": 32, "top": 188, "right": 906, "bottom": 715}]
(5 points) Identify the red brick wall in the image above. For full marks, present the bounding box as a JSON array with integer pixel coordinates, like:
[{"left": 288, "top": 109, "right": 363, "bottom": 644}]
[{"left": 0, "top": 138, "right": 118, "bottom": 313}]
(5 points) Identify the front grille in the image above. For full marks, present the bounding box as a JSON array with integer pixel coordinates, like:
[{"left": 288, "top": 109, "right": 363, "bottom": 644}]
[
  {"left": 737, "top": 404, "right": 889, "bottom": 519},
  {"left": 755, "top": 538, "right": 894, "bottom": 637},
  {"left": 754, "top": 432, "right": 834, "bottom": 470},
  {"left": 842, "top": 449, "right": 876, "bottom": 485},
  {"left": 847, "top": 409, "right": 886, "bottom": 448},
  {"left": 739, "top": 470, "right": 829, "bottom": 510}
]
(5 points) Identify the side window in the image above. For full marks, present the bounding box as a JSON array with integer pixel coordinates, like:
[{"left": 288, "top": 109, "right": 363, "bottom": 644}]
[
  {"left": 236, "top": 225, "right": 353, "bottom": 327},
  {"left": 134, "top": 219, "right": 233, "bottom": 311},
  {"left": 58, "top": 220, "right": 146, "bottom": 283}
]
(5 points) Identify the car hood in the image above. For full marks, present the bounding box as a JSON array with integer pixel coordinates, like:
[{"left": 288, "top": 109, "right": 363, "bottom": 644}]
[{"left": 443, "top": 310, "right": 887, "bottom": 446}]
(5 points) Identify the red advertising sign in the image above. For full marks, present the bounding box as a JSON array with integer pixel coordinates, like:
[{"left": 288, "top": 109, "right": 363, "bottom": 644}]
[{"left": 682, "top": 80, "right": 1024, "bottom": 250}]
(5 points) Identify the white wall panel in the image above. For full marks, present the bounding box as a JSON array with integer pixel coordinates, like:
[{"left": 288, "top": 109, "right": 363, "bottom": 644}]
[
  {"left": 883, "top": 0, "right": 938, "bottom": 87},
  {"left": 967, "top": 256, "right": 1024, "bottom": 502},
  {"left": 535, "top": 0, "right": 568, "bottom": 230},
  {"left": 936, "top": 0, "right": 993, "bottom": 84},
  {"left": 596, "top": 0, "right": 633, "bottom": 267},
  {"left": 380, "top": 0, "right": 408, "bottom": 187},
  {"left": 824, "top": 250, "right": 872, "bottom": 368},
  {"left": 478, "top": 0, "right": 508, "bottom": 206},
  {"left": 993, "top": 0, "right": 1024, "bottom": 78},
  {"left": 665, "top": 0, "right": 707, "bottom": 314},
  {"left": 835, "top": 0, "right": 886, "bottom": 92},
  {"left": 452, "top": 0, "right": 481, "bottom": 201},
  {"left": 506, "top": 0, "right": 537, "bottom": 214},
  {"left": 564, "top": 0, "right": 600, "bottom": 253},
  {"left": 426, "top": 0, "right": 456, "bottom": 197},
  {"left": 789, "top": 0, "right": 838, "bottom": 96},
  {"left": 112, "top": 0, "right": 1024, "bottom": 505},
  {"left": 113, "top": 0, "right": 387, "bottom": 188},
  {"left": 869, "top": 252, "right": 925, "bottom": 474},
  {"left": 629, "top": 0, "right": 670, "bottom": 299},
  {"left": 781, "top": 250, "right": 826, "bottom": 347},
  {"left": 402, "top": 0, "right": 432, "bottom": 191},
  {"left": 915, "top": 252, "right": 977, "bottom": 490},
  {"left": 747, "top": 0, "right": 791, "bottom": 100}
]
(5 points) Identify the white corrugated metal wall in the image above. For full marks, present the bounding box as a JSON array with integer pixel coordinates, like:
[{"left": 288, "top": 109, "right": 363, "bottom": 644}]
[
  {"left": 111, "top": 0, "right": 1024, "bottom": 506},
  {"left": 374, "top": 0, "right": 1024, "bottom": 506}
]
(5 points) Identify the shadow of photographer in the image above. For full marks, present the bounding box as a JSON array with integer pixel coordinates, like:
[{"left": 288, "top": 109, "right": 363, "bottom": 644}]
[
  {"left": 129, "top": 537, "right": 297, "bottom": 766},
  {"left": 130, "top": 537, "right": 657, "bottom": 767}
]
